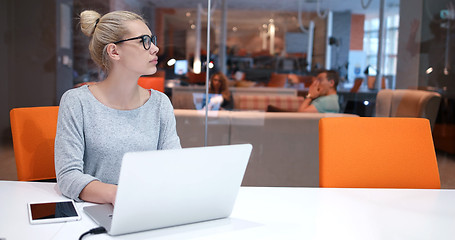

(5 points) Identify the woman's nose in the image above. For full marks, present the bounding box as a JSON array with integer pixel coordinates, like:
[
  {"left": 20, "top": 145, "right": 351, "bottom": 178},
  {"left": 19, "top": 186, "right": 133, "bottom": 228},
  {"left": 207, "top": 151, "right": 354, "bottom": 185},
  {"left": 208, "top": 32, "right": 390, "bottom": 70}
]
[{"left": 150, "top": 44, "right": 159, "bottom": 55}]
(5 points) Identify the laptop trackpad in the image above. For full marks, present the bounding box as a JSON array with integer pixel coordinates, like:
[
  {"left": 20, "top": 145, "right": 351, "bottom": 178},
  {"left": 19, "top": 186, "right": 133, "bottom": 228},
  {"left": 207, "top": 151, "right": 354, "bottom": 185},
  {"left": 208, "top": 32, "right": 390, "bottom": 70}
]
[{"left": 84, "top": 204, "right": 114, "bottom": 232}]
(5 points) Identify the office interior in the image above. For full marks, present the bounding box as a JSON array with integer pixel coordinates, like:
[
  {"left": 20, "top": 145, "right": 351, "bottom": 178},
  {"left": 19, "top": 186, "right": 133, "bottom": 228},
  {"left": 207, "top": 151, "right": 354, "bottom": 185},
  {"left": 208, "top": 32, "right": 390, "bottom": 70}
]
[{"left": 1, "top": 0, "right": 455, "bottom": 187}]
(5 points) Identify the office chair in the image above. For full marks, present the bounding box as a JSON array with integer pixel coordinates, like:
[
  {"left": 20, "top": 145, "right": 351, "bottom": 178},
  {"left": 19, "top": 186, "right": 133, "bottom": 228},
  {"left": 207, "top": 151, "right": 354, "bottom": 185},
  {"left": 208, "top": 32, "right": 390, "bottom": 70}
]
[
  {"left": 267, "top": 73, "right": 287, "bottom": 87},
  {"left": 138, "top": 76, "right": 165, "bottom": 92},
  {"left": 375, "top": 89, "right": 441, "bottom": 130},
  {"left": 10, "top": 106, "right": 59, "bottom": 181},
  {"left": 367, "top": 76, "right": 386, "bottom": 89},
  {"left": 319, "top": 117, "right": 441, "bottom": 189},
  {"left": 350, "top": 78, "right": 363, "bottom": 93}
]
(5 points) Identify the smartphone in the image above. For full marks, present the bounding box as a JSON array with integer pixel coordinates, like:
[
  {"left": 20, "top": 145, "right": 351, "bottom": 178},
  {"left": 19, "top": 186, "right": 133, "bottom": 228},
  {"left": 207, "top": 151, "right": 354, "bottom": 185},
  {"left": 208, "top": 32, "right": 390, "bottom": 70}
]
[{"left": 28, "top": 200, "right": 81, "bottom": 224}]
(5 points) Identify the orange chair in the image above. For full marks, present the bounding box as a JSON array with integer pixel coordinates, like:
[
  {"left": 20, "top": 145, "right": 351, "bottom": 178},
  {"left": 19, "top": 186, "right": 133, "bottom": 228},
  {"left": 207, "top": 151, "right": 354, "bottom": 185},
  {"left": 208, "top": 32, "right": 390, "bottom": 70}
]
[
  {"left": 298, "top": 76, "right": 314, "bottom": 88},
  {"left": 138, "top": 76, "right": 165, "bottom": 92},
  {"left": 367, "top": 76, "right": 386, "bottom": 89},
  {"left": 187, "top": 71, "right": 206, "bottom": 85},
  {"left": 267, "top": 73, "right": 287, "bottom": 87},
  {"left": 10, "top": 106, "right": 59, "bottom": 181},
  {"left": 319, "top": 117, "right": 440, "bottom": 189},
  {"left": 350, "top": 78, "right": 363, "bottom": 93}
]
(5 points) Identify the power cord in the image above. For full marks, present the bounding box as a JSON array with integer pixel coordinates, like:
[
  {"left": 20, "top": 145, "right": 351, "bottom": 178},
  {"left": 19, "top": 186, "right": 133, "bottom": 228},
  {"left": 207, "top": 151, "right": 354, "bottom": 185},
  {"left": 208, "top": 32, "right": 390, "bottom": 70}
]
[{"left": 78, "top": 227, "right": 107, "bottom": 240}]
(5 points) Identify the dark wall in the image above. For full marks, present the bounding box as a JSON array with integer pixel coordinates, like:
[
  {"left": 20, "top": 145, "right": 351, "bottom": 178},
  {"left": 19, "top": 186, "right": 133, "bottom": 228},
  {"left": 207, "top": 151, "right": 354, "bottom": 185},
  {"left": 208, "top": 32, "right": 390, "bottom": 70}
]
[
  {"left": 0, "top": 0, "right": 74, "bottom": 145},
  {"left": 0, "top": 0, "right": 9, "bottom": 144},
  {"left": 330, "top": 11, "right": 352, "bottom": 79},
  {"left": 1, "top": 0, "right": 58, "bottom": 144},
  {"left": 418, "top": 0, "right": 455, "bottom": 92}
]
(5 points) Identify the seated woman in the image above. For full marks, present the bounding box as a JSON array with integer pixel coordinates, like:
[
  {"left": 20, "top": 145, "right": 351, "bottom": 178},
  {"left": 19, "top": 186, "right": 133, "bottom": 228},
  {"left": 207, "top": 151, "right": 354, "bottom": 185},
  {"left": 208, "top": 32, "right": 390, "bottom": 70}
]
[
  {"left": 209, "top": 73, "right": 233, "bottom": 110},
  {"left": 55, "top": 10, "right": 181, "bottom": 204}
]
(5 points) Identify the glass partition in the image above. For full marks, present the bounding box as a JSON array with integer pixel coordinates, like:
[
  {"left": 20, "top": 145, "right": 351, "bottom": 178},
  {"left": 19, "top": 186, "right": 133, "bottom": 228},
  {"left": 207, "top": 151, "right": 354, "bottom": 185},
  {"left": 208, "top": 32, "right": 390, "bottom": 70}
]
[{"left": 3, "top": 0, "right": 454, "bottom": 185}]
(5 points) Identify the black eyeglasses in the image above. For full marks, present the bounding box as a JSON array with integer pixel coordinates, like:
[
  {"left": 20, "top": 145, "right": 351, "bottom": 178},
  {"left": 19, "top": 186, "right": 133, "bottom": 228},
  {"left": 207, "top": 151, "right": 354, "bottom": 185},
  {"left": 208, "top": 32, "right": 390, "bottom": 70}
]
[{"left": 113, "top": 35, "right": 157, "bottom": 50}]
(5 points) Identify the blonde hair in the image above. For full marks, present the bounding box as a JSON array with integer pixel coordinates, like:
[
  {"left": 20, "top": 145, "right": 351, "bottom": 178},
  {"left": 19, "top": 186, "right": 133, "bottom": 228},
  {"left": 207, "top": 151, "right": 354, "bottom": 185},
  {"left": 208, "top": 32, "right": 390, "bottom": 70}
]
[{"left": 80, "top": 10, "right": 145, "bottom": 73}]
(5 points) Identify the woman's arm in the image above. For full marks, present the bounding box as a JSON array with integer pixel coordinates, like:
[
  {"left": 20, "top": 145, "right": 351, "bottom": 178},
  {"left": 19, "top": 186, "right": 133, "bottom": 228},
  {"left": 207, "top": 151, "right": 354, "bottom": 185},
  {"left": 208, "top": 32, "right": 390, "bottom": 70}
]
[
  {"left": 158, "top": 93, "right": 182, "bottom": 150},
  {"left": 55, "top": 90, "right": 102, "bottom": 202},
  {"left": 79, "top": 181, "right": 117, "bottom": 205}
]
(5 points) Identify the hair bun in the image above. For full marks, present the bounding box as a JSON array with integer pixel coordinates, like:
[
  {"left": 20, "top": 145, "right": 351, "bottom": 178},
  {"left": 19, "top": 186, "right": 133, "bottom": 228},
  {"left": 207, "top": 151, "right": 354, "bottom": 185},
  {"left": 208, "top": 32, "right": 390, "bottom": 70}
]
[{"left": 80, "top": 10, "right": 102, "bottom": 37}]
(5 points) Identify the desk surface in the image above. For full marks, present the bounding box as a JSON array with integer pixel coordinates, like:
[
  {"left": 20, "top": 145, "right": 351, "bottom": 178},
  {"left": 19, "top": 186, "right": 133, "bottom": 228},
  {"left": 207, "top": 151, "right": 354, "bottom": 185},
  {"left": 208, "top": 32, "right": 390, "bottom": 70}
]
[{"left": 1, "top": 181, "right": 454, "bottom": 239}]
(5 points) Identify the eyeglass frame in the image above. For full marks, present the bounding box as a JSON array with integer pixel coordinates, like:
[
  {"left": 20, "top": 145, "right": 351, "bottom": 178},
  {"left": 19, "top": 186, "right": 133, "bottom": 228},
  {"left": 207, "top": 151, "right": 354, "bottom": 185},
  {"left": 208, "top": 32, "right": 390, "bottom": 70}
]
[{"left": 113, "top": 35, "right": 157, "bottom": 50}]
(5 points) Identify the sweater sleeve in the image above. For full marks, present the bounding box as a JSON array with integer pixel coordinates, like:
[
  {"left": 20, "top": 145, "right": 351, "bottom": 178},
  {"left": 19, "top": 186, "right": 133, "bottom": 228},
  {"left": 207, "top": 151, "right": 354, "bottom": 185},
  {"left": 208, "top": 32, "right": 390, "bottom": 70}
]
[
  {"left": 54, "top": 90, "right": 98, "bottom": 201},
  {"left": 157, "top": 92, "right": 182, "bottom": 150}
]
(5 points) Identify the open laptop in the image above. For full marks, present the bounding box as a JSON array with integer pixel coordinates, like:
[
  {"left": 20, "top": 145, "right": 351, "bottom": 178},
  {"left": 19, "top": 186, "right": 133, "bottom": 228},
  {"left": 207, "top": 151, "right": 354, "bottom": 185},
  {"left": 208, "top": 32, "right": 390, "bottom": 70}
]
[{"left": 83, "top": 144, "right": 252, "bottom": 236}]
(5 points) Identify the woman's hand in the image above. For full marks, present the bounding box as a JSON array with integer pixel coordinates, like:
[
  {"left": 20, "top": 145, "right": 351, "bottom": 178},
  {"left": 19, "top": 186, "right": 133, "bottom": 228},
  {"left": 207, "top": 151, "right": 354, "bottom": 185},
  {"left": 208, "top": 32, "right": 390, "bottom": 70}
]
[{"left": 79, "top": 181, "right": 118, "bottom": 205}]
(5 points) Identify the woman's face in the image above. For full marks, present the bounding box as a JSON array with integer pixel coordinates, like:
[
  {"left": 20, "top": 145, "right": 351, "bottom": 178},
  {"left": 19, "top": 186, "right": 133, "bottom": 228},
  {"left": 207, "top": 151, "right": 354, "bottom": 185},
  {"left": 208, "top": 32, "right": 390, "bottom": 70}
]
[
  {"left": 211, "top": 75, "right": 222, "bottom": 91},
  {"left": 115, "top": 20, "right": 159, "bottom": 76}
]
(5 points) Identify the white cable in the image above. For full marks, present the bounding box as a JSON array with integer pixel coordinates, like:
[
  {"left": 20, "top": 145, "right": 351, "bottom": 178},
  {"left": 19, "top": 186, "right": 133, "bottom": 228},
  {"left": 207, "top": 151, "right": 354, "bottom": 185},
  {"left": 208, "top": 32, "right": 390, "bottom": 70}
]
[
  {"left": 298, "top": 0, "right": 309, "bottom": 33},
  {"left": 361, "top": 0, "right": 373, "bottom": 9},
  {"left": 317, "top": 0, "right": 328, "bottom": 19},
  {"left": 204, "top": 0, "right": 212, "bottom": 147}
]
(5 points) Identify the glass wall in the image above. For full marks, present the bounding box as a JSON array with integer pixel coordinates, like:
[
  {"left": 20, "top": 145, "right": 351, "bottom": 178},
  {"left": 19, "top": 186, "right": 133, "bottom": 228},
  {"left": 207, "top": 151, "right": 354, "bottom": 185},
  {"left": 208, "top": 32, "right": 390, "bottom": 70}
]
[{"left": 1, "top": 0, "right": 455, "bottom": 185}]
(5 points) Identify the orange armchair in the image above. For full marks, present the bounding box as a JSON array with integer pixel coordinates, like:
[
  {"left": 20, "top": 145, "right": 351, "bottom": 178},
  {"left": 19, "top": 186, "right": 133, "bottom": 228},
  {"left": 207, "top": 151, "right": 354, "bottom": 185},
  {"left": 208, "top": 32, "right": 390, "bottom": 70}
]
[
  {"left": 319, "top": 117, "right": 440, "bottom": 189},
  {"left": 267, "top": 73, "right": 287, "bottom": 87},
  {"left": 138, "top": 76, "right": 165, "bottom": 92},
  {"left": 10, "top": 106, "right": 59, "bottom": 181}
]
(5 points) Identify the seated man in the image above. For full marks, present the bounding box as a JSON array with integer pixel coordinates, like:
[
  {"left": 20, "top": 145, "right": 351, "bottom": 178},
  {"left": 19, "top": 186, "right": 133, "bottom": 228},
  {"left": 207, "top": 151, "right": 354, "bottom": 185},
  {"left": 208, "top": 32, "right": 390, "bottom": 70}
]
[{"left": 298, "top": 70, "right": 340, "bottom": 113}]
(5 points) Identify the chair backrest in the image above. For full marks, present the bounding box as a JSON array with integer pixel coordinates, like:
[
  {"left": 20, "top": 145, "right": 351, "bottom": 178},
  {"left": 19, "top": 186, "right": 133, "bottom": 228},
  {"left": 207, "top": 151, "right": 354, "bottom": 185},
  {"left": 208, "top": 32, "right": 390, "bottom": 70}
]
[
  {"left": 138, "top": 76, "right": 165, "bottom": 92},
  {"left": 367, "top": 76, "right": 386, "bottom": 89},
  {"left": 319, "top": 117, "right": 441, "bottom": 189},
  {"left": 375, "top": 89, "right": 441, "bottom": 130},
  {"left": 350, "top": 78, "right": 363, "bottom": 93},
  {"left": 10, "top": 106, "right": 59, "bottom": 181},
  {"left": 267, "top": 73, "right": 287, "bottom": 87},
  {"left": 298, "top": 75, "right": 314, "bottom": 88},
  {"left": 187, "top": 71, "right": 206, "bottom": 85}
]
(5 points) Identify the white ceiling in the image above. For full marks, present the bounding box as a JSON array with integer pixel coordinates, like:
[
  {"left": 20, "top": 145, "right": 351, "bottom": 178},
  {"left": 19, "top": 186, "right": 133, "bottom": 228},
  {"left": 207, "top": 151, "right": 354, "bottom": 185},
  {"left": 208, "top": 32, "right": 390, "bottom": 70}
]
[{"left": 149, "top": 0, "right": 400, "bottom": 15}]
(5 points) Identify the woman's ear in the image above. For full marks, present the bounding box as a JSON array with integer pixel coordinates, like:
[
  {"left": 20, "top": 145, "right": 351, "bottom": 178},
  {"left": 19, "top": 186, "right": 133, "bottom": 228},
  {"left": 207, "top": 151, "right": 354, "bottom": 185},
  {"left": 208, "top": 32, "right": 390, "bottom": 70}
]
[{"left": 106, "top": 43, "right": 120, "bottom": 61}]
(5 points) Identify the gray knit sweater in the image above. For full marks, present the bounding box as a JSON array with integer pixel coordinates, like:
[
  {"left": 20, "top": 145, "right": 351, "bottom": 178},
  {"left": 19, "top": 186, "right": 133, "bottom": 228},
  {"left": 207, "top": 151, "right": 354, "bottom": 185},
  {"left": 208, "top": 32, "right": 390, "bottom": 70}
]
[{"left": 54, "top": 85, "right": 181, "bottom": 201}]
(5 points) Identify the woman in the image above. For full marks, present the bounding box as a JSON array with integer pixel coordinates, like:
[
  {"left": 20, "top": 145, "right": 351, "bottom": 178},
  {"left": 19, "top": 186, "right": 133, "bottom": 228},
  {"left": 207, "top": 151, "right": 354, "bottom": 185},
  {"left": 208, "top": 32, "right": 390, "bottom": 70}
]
[
  {"left": 208, "top": 73, "right": 233, "bottom": 110},
  {"left": 54, "top": 10, "right": 181, "bottom": 204}
]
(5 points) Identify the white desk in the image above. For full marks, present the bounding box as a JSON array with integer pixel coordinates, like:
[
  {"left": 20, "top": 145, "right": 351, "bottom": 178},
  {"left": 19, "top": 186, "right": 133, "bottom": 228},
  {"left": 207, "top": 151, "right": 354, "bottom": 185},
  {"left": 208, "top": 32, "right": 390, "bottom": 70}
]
[{"left": 1, "top": 181, "right": 455, "bottom": 239}]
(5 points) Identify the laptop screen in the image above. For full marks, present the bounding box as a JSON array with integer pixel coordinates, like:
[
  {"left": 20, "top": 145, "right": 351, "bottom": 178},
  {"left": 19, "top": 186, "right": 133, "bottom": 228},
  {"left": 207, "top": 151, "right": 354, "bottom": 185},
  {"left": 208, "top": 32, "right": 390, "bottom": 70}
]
[
  {"left": 174, "top": 60, "right": 188, "bottom": 75},
  {"left": 192, "top": 93, "right": 223, "bottom": 111}
]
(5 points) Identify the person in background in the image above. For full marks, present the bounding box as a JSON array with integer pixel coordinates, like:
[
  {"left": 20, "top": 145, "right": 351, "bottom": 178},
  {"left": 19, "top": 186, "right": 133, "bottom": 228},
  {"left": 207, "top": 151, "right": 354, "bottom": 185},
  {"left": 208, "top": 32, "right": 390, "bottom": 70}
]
[
  {"left": 209, "top": 72, "right": 233, "bottom": 110},
  {"left": 298, "top": 70, "right": 340, "bottom": 113},
  {"left": 54, "top": 10, "right": 181, "bottom": 205}
]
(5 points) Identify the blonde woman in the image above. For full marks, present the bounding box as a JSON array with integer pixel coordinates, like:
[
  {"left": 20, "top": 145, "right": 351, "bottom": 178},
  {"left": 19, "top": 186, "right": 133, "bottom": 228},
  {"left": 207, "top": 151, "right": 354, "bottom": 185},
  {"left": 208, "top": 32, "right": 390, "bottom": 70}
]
[{"left": 54, "top": 10, "right": 181, "bottom": 204}]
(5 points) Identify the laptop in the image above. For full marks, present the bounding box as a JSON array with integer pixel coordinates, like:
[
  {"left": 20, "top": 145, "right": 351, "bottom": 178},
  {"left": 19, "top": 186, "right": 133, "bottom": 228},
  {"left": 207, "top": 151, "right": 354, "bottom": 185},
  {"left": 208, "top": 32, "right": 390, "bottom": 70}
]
[
  {"left": 83, "top": 144, "right": 252, "bottom": 236},
  {"left": 192, "top": 93, "right": 223, "bottom": 111}
]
